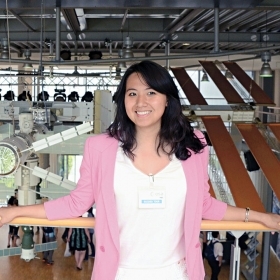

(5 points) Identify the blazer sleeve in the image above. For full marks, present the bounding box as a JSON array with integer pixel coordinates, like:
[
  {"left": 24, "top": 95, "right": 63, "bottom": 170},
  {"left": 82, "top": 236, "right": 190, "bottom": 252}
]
[
  {"left": 196, "top": 130, "right": 228, "bottom": 220},
  {"left": 44, "top": 136, "right": 98, "bottom": 220}
]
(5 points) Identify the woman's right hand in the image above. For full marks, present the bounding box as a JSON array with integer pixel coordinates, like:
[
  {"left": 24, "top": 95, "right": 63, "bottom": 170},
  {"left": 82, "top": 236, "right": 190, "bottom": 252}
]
[
  {"left": 0, "top": 204, "right": 47, "bottom": 228},
  {"left": 0, "top": 206, "right": 17, "bottom": 227}
]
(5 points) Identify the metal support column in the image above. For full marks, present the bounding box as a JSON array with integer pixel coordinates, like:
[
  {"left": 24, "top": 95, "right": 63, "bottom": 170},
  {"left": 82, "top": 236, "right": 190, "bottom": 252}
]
[
  {"left": 260, "top": 181, "right": 273, "bottom": 279},
  {"left": 165, "top": 40, "right": 170, "bottom": 69},
  {"left": 213, "top": 8, "right": 220, "bottom": 53},
  {"left": 55, "top": 6, "right": 61, "bottom": 62}
]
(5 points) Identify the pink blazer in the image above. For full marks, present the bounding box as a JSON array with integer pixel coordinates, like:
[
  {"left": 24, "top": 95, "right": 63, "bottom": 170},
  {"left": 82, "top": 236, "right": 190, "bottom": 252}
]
[{"left": 45, "top": 131, "right": 227, "bottom": 280}]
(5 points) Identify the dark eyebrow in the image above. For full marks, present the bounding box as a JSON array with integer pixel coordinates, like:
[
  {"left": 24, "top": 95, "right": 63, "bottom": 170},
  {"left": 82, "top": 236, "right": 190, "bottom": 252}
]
[
  {"left": 126, "top": 86, "right": 154, "bottom": 93},
  {"left": 126, "top": 87, "right": 137, "bottom": 92}
]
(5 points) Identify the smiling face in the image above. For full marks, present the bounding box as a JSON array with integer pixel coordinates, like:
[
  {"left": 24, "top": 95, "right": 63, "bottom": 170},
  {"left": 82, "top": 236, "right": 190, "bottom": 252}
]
[{"left": 124, "top": 72, "right": 167, "bottom": 132}]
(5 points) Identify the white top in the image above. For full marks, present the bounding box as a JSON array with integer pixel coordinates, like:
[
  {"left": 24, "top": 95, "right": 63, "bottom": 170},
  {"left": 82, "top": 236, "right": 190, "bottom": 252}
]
[{"left": 114, "top": 147, "right": 188, "bottom": 279}]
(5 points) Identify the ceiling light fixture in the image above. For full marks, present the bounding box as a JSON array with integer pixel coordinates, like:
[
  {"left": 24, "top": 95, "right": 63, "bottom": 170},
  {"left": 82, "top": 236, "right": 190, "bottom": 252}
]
[
  {"left": 22, "top": 49, "right": 33, "bottom": 69},
  {"left": 88, "top": 50, "right": 103, "bottom": 60},
  {"left": 260, "top": 11, "right": 273, "bottom": 78},
  {"left": 1, "top": 38, "right": 9, "bottom": 59},
  {"left": 114, "top": 68, "right": 122, "bottom": 80},
  {"left": 225, "top": 69, "right": 234, "bottom": 80},
  {"left": 224, "top": 27, "right": 233, "bottom": 80},
  {"left": 117, "top": 49, "right": 127, "bottom": 69},
  {"left": 123, "top": 36, "right": 134, "bottom": 59},
  {"left": 159, "top": 39, "right": 167, "bottom": 48},
  {"left": 260, "top": 51, "right": 273, "bottom": 77},
  {"left": 60, "top": 50, "right": 71, "bottom": 61},
  {"left": 201, "top": 70, "right": 209, "bottom": 82}
]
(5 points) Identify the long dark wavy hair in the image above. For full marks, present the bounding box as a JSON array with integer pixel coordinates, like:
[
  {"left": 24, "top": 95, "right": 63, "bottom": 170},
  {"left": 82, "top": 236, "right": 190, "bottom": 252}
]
[{"left": 107, "top": 60, "right": 206, "bottom": 160}]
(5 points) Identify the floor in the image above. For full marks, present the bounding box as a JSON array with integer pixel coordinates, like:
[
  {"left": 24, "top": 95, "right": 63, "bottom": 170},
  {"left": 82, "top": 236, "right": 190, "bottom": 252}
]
[
  {"left": 203, "top": 233, "right": 280, "bottom": 280},
  {"left": 0, "top": 226, "right": 93, "bottom": 280},
  {"left": 0, "top": 226, "right": 279, "bottom": 280}
]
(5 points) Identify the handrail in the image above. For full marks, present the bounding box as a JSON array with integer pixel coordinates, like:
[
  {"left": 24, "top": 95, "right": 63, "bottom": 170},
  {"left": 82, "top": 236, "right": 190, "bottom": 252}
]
[
  {"left": 201, "top": 220, "right": 272, "bottom": 231},
  {"left": 8, "top": 217, "right": 273, "bottom": 232}
]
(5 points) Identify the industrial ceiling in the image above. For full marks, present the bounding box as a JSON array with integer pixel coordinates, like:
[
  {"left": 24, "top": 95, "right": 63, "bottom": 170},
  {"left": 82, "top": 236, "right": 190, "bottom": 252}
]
[{"left": 0, "top": 0, "right": 279, "bottom": 70}]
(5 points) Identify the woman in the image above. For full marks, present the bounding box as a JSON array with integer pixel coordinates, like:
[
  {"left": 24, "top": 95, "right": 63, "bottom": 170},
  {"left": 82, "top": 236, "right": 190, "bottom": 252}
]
[
  {"left": 85, "top": 207, "right": 95, "bottom": 259},
  {"left": 42, "top": 226, "right": 57, "bottom": 265},
  {"left": 68, "top": 226, "right": 90, "bottom": 270},
  {"left": 0, "top": 61, "right": 280, "bottom": 280},
  {"left": 9, "top": 198, "right": 19, "bottom": 247}
]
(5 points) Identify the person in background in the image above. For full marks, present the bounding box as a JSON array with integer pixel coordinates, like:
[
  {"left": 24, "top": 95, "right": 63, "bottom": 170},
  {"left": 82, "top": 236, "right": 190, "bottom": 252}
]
[
  {"left": 35, "top": 179, "right": 42, "bottom": 236},
  {"left": 7, "top": 189, "right": 18, "bottom": 206},
  {"left": 42, "top": 226, "right": 58, "bottom": 265},
  {"left": 207, "top": 231, "right": 223, "bottom": 280},
  {"left": 10, "top": 198, "right": 19, "bottom": 247},
  {"left": 85, "top": 207, "right": 95, "bottom": 260},
  {"left": 7, "top": 189, "right": 18, "bottom": 248},
  {"left": 34, "top": 226, "right": 40, "bottom": 235},
  {"left": 201, "top": 231, "right": 208, "bottom": 259},
  {"left": 1, "top": 61, "right": 280, "bottom": 280},
  {"left": 68, "top": 226, "right": 91, "bottom": 270},
  {"left": 61, "top": 228, "right": 69, "bottom": 243},
  {"left": 199, "top": 231, "right": 204, "bottom": 250}
]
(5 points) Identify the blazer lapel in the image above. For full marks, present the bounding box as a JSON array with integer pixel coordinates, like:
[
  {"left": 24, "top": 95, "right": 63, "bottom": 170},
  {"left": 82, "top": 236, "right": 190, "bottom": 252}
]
[
  {"left": 100, "top": 139, "right": 120, "bottom": 252},
  {"left": 182, "top": 153, "right": 200, "bottom": 248}
]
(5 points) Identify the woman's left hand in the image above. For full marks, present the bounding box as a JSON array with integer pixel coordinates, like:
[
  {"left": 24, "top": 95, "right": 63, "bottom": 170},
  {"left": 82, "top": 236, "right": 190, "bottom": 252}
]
[{"left": 260, "top": 213, "right": 280, "bottom": 231}]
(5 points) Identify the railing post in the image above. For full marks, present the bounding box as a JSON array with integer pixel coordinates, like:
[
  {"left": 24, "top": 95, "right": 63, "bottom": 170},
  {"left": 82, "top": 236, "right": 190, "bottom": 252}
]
[
  {"left": 260, "top": 180, "right": 273, "bottom": 279},
  {"left": 229, "top": 231, "right": 244, "bottom": 280}
]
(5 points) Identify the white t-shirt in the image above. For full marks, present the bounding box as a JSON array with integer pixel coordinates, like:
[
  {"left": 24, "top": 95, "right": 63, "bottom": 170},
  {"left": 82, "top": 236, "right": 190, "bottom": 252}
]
[
  {"left": 114, "top": 147, "right": 188, "bottom": 279},
  {"left": 208, "top": 238, "right": 223, "bottom": 261}
]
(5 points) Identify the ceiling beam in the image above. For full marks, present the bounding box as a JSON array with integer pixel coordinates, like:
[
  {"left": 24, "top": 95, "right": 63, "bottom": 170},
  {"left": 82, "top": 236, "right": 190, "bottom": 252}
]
[
  {"left": 120, "top": 9, "right": 129, "bottom": 31},
  {"left": 75, "top": 8, "right": 87, "bottom": 31},
  {"left": 167, "top": 9, "right": 204, "bottom": 34},
  {"left": 0, "top": 0, "right": 264, "bottom": 9},
  {"left": 3, "top": 31, "right": 280, "bottom": 45},
  {"left": 1, "top": 45, "right": 279, "bottom": 67},
  {"left": 61, "top": 8, "right": 80, "bottom": 35},
  {"left": 257, "top": 0, "right": 280, "bottom": 9},
  {"left": 8, "top": 9, "right": 36, "bottom": 32}
]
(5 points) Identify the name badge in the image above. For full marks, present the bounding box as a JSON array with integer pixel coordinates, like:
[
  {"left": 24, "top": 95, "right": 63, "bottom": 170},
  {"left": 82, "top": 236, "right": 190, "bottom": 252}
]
[{"left": 138, "top": 188, "right": 166, "bottom": 209}]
